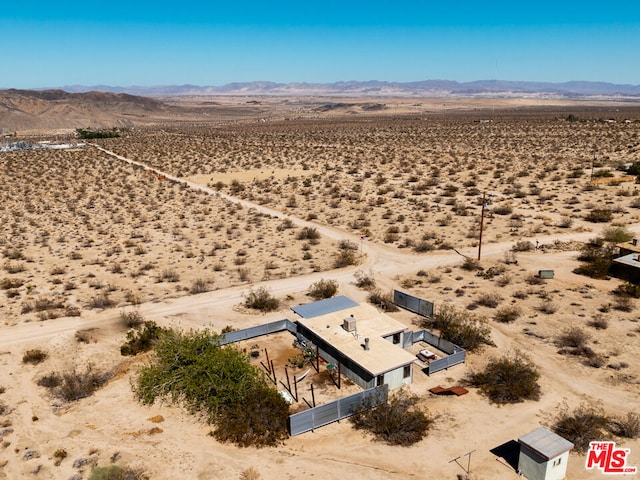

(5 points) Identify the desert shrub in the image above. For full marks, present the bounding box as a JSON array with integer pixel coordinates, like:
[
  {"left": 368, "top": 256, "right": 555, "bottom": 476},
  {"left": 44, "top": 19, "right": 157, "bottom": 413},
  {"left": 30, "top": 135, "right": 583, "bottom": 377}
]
[
  {"left": 552, "top": 403, "right": 610, "bottom": 453},
  {"left": 22, "top": 349, "right": 48, "bottom": 365},
  {"left": 601, "top": 225, "right": 633, "bottom": 243},
  {"left": 349, "top": 389, "right": 432, "bottom": 446},
  {"left": 537, "top": 300, "right": 558, "bottom": 314},
  {"left": 296, "top": 226, "right": 320, "bottom": 240},
  {"left": 88, "top": 465, "right": 148, "bottom": 480},
  {"left": 36, "top": 372, "right": 61, "bottom": 389},
  {"left": 467, "top": 351, "right": 541, "bottom": 404},
  {"left": 213, "top": 381, "right": 291, "bottom": 447},
  {"left": 189, "top": 278, "right": 210, "bottom": 294},
  {"left": 367, "top": 289, "right": 398, "bottom": 311},
  {"left": 338, "top": 239, "right": 358, "bottom": 250},
  {"left": 494, "top": 306, "right": 521, "bottom": 323},
  {"left": 0, "top": 277, "right": 24, "bottom": 289},
  {"left": 133, "top": 329, "right": 289, "bottom": 447},
  {"left": 53, "top": 448, "right": 67, "bottom": 466},
  {"left": 613, "top": 282, "right": 640, "bottom": 298},
  {"left": 492, "top": 205, "right": 513, "bottom": 215},
  {"left": 511, "top": 240, "right": 534, "bottom": 252},
  {"left": 47, "top": 366, "right": 110, "bottom": 402},
  {"left": 556, "top": 326, "right": 590, "bottom": 350},
  {"left": 333, "top": 249, "right": 359, "bottom": 268},
  {"left": 307, "top": 279, "right": 338, "bottom": 299},
  {"left": 574, "top": 238, "right": 614, "bottom": 279},
  {"left": 354, "top": 270, "right": 376, "bottom": 289},
  {"left": 587, "top": 315, "right": 608, "bottom": 330},
  {"left": 584, "top": 208, "right": 613, "bottom": 223},
  {"left": 609, "top": 412, "right": 640, "bottom": 439},
  {"left": 120, "top": 309, "right": 145, "bottom": 328},
  {"left": 243, "top": 287, "right": 280, "bottom": 312},
  {"left": 423, "top": 304, "right": 493, "bottom": 352},
  {"left": 120, "top": 321, "right": 167, "bottom": 356},
  {"left": 88, "top": 292, "right": 115, "bottom": 309},
  {"left": 3, "top": 261, "right": 26, "bottom": 273},
  {"left": 474, "top": 292, "right": 502, "bottom": 308},
  {"left": 613, "top": 296, "right": 634, "bottom": 312},
  {"left": 461, "top": 257, "right": 482, "bottom": 271},
  {"left": 159, "top": 269, "right": 180, "bottom": 282}
]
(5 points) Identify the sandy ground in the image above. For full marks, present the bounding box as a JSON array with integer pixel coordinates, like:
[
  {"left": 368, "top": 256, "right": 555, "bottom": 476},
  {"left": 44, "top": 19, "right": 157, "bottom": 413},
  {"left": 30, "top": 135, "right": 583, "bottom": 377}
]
[{"left": 1, "top": 100, "right": 640, "bottom": 479}]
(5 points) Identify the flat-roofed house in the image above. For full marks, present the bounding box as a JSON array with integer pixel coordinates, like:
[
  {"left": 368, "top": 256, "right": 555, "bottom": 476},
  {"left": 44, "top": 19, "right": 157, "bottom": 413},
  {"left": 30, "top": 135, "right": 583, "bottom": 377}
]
[{"left": 292, "top": 296, "right": 416, "bottom": 390}]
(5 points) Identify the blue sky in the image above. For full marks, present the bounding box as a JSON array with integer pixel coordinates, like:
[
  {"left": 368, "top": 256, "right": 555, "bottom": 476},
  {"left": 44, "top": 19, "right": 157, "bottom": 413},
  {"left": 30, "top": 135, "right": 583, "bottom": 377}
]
[{"left": 2, "top": 1, "right": 639, "bottom": 88}]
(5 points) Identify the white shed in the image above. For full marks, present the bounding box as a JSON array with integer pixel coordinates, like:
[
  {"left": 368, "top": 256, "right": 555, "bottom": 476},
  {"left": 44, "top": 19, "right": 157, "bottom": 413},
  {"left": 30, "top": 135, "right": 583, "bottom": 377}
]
[{"left": 518, "top": 427, "right": 574, "bottom": 480}]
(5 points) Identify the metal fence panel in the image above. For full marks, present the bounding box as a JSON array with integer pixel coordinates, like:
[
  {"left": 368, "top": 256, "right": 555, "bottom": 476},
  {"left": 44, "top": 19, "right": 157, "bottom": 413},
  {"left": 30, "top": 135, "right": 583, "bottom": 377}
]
[
  {"left": 217, "top": 319, "right": 296, "bottom": 345},
  {"left": 393, "top": 290, "right": 434, "bottom": 317},
  {"left": 289, "top": 385, "right": 388, "bottom": 435},
  {"left": 426, "top": 350, "right": 466, "bottom": 375}
]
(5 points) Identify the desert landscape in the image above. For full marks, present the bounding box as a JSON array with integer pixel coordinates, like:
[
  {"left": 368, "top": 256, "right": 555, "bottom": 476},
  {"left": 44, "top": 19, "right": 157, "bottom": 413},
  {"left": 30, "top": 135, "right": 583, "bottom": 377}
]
[{"left": 1, "top": 93, "right": 640, "bottom": 479}]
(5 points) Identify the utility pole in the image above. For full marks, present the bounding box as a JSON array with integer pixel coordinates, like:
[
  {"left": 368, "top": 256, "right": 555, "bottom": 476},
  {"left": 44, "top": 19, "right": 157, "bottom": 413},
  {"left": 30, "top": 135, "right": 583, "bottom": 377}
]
[{"left": 477, "top": 191, "right": 487, "bottom": 261}]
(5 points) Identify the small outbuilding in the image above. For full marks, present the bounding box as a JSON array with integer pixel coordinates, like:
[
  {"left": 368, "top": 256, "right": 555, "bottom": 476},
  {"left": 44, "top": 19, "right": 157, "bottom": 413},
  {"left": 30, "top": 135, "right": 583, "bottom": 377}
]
[{"left": 517, "top": 427, "right": 574, "bottom": 480}]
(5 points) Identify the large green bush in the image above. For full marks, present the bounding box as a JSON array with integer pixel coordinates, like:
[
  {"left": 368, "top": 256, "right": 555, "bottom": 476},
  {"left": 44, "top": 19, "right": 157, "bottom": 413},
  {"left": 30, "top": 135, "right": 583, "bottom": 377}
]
[
  {"left": 467, "top": 351, "right": 541, "bottom": 404},
  {"left": 422, "top": 304, "right": 493, "bottom": 352},
  {"left": 133, "top": 329, "right": 289, "bottom": 447}
]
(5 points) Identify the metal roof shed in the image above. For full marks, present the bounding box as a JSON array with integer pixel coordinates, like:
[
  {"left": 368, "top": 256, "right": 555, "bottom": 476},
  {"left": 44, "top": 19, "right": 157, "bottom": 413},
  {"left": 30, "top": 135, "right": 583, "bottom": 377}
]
[{"left": 517, "top": 427, "right": 573, "bottom": 480}]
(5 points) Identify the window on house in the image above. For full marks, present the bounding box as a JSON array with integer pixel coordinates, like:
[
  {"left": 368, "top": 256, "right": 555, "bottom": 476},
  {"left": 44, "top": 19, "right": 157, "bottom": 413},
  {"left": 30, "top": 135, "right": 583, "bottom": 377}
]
[
  {"left": 392, "top": 332, "right": 401, "bottom": 344},
  {"left": 376, "top": 375, "right": 384, "bottom": 386},
  {"left": 403, "top": 365, "right": 411, "bottom": 378}
]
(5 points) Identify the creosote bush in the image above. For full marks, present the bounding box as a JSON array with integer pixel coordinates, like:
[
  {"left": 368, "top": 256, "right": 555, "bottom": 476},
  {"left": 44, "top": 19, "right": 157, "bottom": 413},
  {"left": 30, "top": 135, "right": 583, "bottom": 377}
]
[
  {"left": 467, "top": 351, "right": 540, "bottom": 404},
  {"left": 354, "top": 270, "right": 376, "bottom": 289},
  {"left": 134, "top": 329, "right": 289, "bottom": 447},
  {"left": 120, "top": 321, "right": 167, "bottom": 356},
  {"left": 367, "top": 289, "right": 399, "bottom": 312},
  {"left": 22, "top": 349, "right": 48, "bottom": 365},
  {"left": 38, "top": 365, "right": 110, "bottom": 402},
  {"left": 350, "top": 389, "right": 432, "bottom": 446},
  {"left": 552, "top": 403, "right": 610, "bottom": 453},
  {"left": 422, "top": 304, "right": 493, "bottom": 352},
  {"left": 88, "top": 465, "right": 148, "bottom": 480},
  {"left": 243, "top": 287, "right": 280, "bottom": 312},
  {"left": 493, "top": 306, "right": 521, "bottom": 323},
  {"left": 307, "top": 278, "right": 338, "bottom": 299}
]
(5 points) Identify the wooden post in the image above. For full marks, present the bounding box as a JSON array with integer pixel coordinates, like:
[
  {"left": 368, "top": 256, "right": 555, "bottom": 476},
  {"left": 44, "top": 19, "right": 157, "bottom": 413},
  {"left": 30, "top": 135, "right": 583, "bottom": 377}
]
[
  {"left": 285, "top": 367, "right": 291, "bottom": 392},
  {"left": 477, "top": 190, "right": 487, "bottom": 261},
  {"left": 270, "top": 360, "right": 276, "bottom": 384},
  {"left": 338, "top": 362, "right": 341, "bottom": 389},
  {"left": 294, "top": 376, "right": 298, "bottom": 402},
  {"left": 264, "top": 348, "right": 271, "bottom": 373},
  {"left": 315, "top": 346, "right": 319, "bottom": 372}
]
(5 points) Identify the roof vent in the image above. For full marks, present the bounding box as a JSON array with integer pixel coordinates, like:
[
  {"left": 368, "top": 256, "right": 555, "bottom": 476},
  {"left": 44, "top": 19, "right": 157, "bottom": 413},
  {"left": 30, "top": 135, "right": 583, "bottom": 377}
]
[{"left": 364, "top": 338, "right": 370, "bottom": 351}]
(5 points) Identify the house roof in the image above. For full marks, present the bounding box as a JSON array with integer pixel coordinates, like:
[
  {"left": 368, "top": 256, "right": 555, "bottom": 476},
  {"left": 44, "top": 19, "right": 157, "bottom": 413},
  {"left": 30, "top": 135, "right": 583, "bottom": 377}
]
[
  {"left": 616, "top": 241, "right": 640, "bottom": 253},
  {"left": 518, "top": 427, "right": 574, "bottom": 460},
  {"left": 291, "top": 295, "right": 359, "bottom": 318},
  {"left": 613, "top": 252, "right": 640, "bottom": 269},
  {"left": 294, "top": 301, "right": 416, "bottom": 377}
]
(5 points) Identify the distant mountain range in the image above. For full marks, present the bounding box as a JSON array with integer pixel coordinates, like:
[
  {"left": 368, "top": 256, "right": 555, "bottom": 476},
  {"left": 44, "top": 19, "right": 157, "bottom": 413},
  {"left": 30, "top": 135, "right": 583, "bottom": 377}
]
[{"left": 52, "top": 80, "right": 640, "bottom": 98}]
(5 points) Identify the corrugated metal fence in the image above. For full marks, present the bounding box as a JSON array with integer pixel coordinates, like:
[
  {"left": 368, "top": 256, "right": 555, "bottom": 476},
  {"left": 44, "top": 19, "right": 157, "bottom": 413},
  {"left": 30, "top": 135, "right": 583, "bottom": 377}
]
[
  {"left": 217, "top": 319, "right": 297, "bottom": 346},
  {"left": 393, "top": 289, "right": 434, "bottom": 317},
  {"left": 289, "top": 384, "right": 389, "bottom": 436}
]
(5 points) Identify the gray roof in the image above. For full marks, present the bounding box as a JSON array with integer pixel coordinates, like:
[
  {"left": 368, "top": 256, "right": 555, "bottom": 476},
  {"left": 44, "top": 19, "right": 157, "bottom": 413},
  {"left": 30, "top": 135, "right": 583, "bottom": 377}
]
[
  {"left": 518, "top": 427, "right": 574, "bottom": 460},
  {"left": 291, "top": 295, "right": 359, "bottom": 319},
  {"left": 613, "top": 252, "right": 640, "bottom": 269}
]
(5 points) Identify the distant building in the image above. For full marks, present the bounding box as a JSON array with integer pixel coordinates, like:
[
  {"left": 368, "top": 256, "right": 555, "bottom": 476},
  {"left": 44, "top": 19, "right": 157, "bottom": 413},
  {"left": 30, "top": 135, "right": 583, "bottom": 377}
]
[{"left": 517, "top": 427, "right": 574, "bottom": 480}]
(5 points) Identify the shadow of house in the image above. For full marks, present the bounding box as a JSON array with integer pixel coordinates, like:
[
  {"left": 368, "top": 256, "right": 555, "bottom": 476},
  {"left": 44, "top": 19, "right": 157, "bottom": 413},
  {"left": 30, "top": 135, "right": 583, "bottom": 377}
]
[{"left": 490, "top": 439, "right": 521, "bottom": 472}]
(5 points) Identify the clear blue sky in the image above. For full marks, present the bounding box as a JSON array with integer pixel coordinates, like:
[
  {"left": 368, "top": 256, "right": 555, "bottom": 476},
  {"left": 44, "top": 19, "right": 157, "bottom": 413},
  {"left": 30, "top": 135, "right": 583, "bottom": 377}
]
[{"left": 2, "top": 1, "right": 639, "bottom": 88}]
